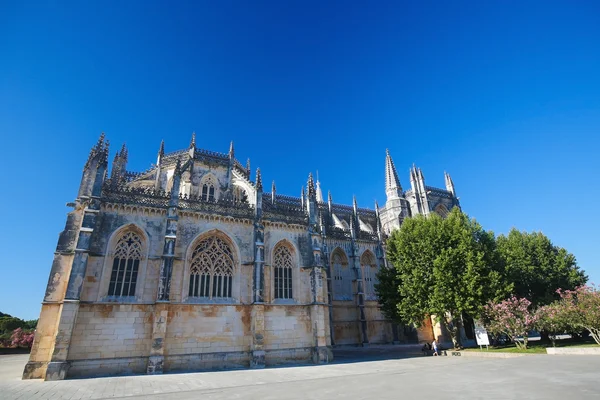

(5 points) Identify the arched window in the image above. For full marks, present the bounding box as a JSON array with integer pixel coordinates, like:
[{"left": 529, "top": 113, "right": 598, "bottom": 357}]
[
  {"left": 435, "top": 203, "right": 449, "bottom": 218},
  {"left": 360, "top": 251, "right": 378, "bottom": 298},
  {"left": 273, "top": 243, "right": 294, "bottom": 299},
  {"left": 201, "top": 175, "right": 216, "bottom": 202},
  {"left": 189, "top": 235, "right": 234, "bottom": 299},
  {"left": 331, "top": 248, "right": 351, "bottom": 300},
  {"left": 108, "top": 231, "right": 143, "bottom": 297}
]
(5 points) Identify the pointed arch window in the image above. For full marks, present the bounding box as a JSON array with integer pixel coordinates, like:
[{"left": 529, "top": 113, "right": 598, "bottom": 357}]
[
  {"left": 108, "top": 231, "right": 143, "bottom": 297},
  {"left": 189, "top": 236, "right": 234, "bottom": 299},
  {"left": 201, "top": 175, "right": 216, "bottom": 202},
  {"left": 273, "top": 244, "right": 294, "bottom": 299},
  {"left": 360, "top": 251, "right": 378, "bottom": 299},
  {"left": 332, "top": 249, "right": 351, "bottom": 300}
]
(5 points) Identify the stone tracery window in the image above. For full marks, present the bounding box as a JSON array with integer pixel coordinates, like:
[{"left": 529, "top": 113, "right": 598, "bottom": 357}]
[
  {"left": 332, "top": 248, "right": 351, "bottom": 300},
  {"left": 273, "top": 243, "right": 294, "bottom": 299},
  {"left": 189, "top": 235, "right": 234, "bottom": 299},
  {"left": 435, "top": 203, "right": 449, "bottom": 218},
  {"left": 108, "top": 231, "right": 143, "bottom": 297},
  {"left": 201, "top": 175, "right": 216, "bottom": 202},
  {"left": 360, "top": 251, "right": 378, "bottom": 299}
]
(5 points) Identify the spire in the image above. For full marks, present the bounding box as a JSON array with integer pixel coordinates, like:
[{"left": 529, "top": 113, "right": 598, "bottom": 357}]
[
  {"left": 271, "top": 180, "right": 276, "bottom": 204},
  {"left": 444, "top": 171, "right": 456, "bottom": 196},
  {"left": 375, "top": 200, "right": 380, "bottom": 214},
  {"left": 301, "top": 186, "right": 305, "bottom": 210},
  {"left": 315, "top": 171, "right": 324, "bottom": 202},
  {"left": 353, "top": 195, "right": 358, "bottom": 214},
  {"left": 255, "top": 168, "right": 262, "bottom": 191},
  {"left": 158, "top": 140, "right": 165, "bottom": 158},
  {"left": 328, "top": 190, "right": 332, "bottom": 205},
  {"left": 385, "top": 149, "right": 403, "bottom": 199},
  {"left": 307, "top": 172, "right": 316, "bottom": 199},
  {"left": 120, "top": 143, "right": 128, "bottom": 162},
  {"left": 189, "top": 132, "right": 196, "bottom": 149},
  {"left": 229, "top": 140, "right": 235, "bottom": 159},
  {"left": 246, "top": 158, "right": 251, "bottom": 175},
  {"left": 85, "top": 132, "right": 106, "bottom": 169},
  {"left": 101, "top": 139, "right": 110, "bottom": 166}
]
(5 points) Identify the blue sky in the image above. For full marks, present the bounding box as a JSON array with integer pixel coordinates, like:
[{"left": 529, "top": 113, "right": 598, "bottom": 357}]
[{"left": 1, "top": 1, "right": 599, "bottom": 320}]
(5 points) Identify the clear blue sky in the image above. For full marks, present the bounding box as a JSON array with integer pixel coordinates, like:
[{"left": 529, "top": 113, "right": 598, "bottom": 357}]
[{"left": 1, "top": 1, "right": 599, "bottom": 320}]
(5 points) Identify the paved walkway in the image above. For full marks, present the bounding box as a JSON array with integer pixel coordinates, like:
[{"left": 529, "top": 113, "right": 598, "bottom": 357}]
[{"left": 2, "top": 352, "right": 599, "bottom": 399}]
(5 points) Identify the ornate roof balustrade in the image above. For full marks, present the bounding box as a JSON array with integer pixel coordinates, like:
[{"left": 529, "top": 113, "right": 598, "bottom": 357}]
[
  {"left": 178, "top": 194, "right": 255, "bottom": 219},
  {"left": 425, "top": 186, "right": 453, "bottom": 199},
  {"left": 262, "top": 193, "right": 308, "bottom": 224},
  {"left": 327, "top": 226, "right": 352, "bottom": 240},
  {"left": 102, "top": 183, "right": 170, "bottom": 208},
  {"left": 357, "top": 230, "right": 379, "bottom": 242}
]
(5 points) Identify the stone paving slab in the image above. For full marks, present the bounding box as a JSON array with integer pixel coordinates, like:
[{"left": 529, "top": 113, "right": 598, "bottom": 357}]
[{"left": 2, "top": 353, "right": 600, "bottom": 399}]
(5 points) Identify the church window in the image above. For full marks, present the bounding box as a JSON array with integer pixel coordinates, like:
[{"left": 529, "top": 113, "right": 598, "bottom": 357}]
[
  {"left": 435, "top": 203, "right": 449, "bottom": 218},
  {"left": 360, "top": 251, "right": 378, "bottom": 298},
  {"left": 332, "top": 248, "right": 351, "bottom": 300},
  {"left": 189, "top": 236, "right": 234, "bottom": 299},
  {"left": 201, "top": 175, "right": 216, "bottom": 202},
  {"left": 108, "top": 231, "right": 143, "bottom": 297},
  {"left": 273, "top": 243, "right": 294, "bottom": 299}
]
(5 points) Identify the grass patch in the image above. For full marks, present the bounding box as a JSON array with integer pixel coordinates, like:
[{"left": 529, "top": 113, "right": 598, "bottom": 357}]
[
  {"left": 463, "top": 345, "right": 547, "bottom": 354},
  {"left": 462, "top": 338, "right": 598, "bottom": 354}
]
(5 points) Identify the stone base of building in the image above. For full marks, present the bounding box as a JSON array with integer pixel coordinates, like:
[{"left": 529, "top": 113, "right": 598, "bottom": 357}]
[
  {"left": 45, "top": 362, "right": 70, "bottom": 381},
  {"left": 24, "top": 347, "right": 334, "bottom": 380},
  {"left": 22, "top": 361, "right": 48, "bottom": 380}
]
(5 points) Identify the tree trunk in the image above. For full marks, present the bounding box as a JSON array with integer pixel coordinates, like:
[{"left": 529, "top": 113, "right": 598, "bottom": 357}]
[{"left": 444, "top": 314, "right": 463, "bottom": 349}]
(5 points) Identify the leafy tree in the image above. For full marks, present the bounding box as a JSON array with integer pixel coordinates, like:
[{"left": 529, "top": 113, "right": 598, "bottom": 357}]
[
  {"left": 496, "top": 229, "right": 587, "bottom": 308},
  {"left": 382, "top": 208, "right": 507, "bottom": 348},
  {"left": 535, "top": 302, "right": 570, "bottom": 347},
  {"left": 0, "top": 317, "right": 25, "bottom": 334},
  {"left": 483, "top": 296, "right": 538, "bottom": 349},
  {"left": 556, "top": 285, "right": 600, "bottom": 345},
  {"left": 374, "top": 261, "right": 404, "bottom": 324}
]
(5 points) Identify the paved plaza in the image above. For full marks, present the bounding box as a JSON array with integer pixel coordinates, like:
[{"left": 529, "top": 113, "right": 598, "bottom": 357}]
[{"left": 2, "top": 348, "right": 600, "bottom": 400}]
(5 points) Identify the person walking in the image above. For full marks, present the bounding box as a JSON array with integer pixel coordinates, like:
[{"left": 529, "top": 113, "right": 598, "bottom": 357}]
[{"left": 432, "top": 339, "right": 439, "bottom": 356}]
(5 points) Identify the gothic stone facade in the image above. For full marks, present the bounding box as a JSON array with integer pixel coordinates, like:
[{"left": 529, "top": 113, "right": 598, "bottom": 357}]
[{"left": 23, "top": 133, "right": 459, "bottom": 380}]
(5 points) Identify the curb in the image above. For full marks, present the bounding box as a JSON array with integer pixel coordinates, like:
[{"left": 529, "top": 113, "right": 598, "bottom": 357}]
[
  {"left": 546, "top": 347, "right": 600, "bottom": 355},
  {"left": 449, "top": 350, "right": 528, "bottom": 358}
]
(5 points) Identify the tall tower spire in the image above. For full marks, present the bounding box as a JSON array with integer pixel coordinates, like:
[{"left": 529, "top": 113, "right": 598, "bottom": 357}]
[
  {"left": 385, "top": 149, "right": 403, "bottom": 199},
  {"left": 189, "top": 132, "right": 196, "bottom": 149},
  {"left": 246, "top": 158, "right": 251, "bottom": 175}
]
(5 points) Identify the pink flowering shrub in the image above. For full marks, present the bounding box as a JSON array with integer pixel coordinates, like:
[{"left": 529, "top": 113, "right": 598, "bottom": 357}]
[
  {"left": 535, "top": 303, "right": 570, "bottom": 347},
  {"left": 484, "top": 296, "right": 538, "bottom": 349},
  {"left": 556, "top": 285, "right": 600, "bottom": 345},
  {"left": 10, "top": 328, "right": 35, "bottom": 348}
]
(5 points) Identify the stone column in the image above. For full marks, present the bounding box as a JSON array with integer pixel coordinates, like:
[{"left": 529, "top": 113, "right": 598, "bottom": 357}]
[
  {"left": 149, "top": 162, "right": 181, "bottom": 374},
  {"left": 309, "top": 230, "right": 332, "bottom": 363},
  {"left": 147, "top": 304, "right": 169, "bottom": 374},
  {"left": 250, "top": 305, "right": 265, "bottom": 368},
  {"left": 250, "top": 168, "right": 266, "bottom": 368},
  {"left": 350, "top": 240, "right": 369, "bottom": 345}
]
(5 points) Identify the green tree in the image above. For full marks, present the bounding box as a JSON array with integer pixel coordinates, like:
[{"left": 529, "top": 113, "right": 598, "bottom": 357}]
[
  {"left": 381, "top": 208, "right": 507, "bottom": 348},
  {"left": 496, "top": 229, "right": 587, "bottom": 308},
  {"left": 0, "top": 317, "right": 26, "bottom": 334}
]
